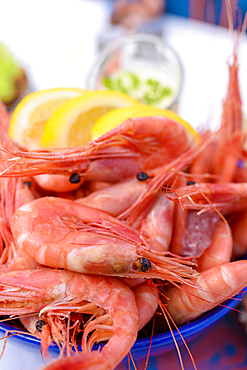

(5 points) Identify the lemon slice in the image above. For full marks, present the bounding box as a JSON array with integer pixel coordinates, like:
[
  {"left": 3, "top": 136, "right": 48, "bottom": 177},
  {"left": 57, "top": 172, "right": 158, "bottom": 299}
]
[
  {"left": 91, "top": 105, "right": 199, "bottom": 142},
  {"left": 9, "top": 87, "right": 87, "bottom": 150},
  {"left": 41, "top": 90, "right": 140, "bottom": 148}
]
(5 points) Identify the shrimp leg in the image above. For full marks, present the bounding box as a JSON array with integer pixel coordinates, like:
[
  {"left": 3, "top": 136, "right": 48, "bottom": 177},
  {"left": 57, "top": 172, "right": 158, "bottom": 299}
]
[{"left": 0, "top": 268, "right": 139, "bottom": 370}]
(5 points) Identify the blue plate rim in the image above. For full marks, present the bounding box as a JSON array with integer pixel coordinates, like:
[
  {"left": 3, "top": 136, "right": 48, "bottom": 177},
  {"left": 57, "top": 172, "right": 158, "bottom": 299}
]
[{"left": 0, "top": 291, "right": 243, "bottom": 355}]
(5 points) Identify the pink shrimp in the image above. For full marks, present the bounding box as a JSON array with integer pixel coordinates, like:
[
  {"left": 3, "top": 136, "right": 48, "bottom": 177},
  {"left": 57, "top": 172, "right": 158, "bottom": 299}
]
[
  {"left": 33, "top": 174, "right": 84, "bottom": 193},
  {"left": 78, "top": 170, "right": 173, "bottom": 253},
  {"left": 169, "top": 176, "right": 223, "bottom": 258},
  {"left": 166, "top": 259, "right": 247, "bottom": 325},
  {"left": 117, "top": 142, "right": 207, "bottom": 227},
  {"left": 141, "top": 193, "right": 174, "bottom": 252},
  {"left": 11, "top": 196, "right": 197, "bottom": 284},
  {"left": 211, "top": 22, "right": 245, "bottom": 183},
  {"left": 189, "top": 10, "right": 246, "bottom": 184},
  {"left": 77, "top": 143, "right": 199, "bottom": 223},
  {"left": 0, "top": 100, "right": 11, "bottom": 136},
  {"left": 169, "top": 181, "right": 247, "bottom": 214},
  {"left": 0, "top": 99, "right": 84, "bottom": 194},
  {"left": 230, "top": 209, "right": 247, "bottom": 257},
  {"left": 196, "top": 219, "right": 233, "bottom": 272},
  {"left": 132, "top": 279, "right": 159, "bottom": 331},
  {"left": 19, "top": 313, "right": 76, "bottom": 357},
  {"left": 0, "top": 268, "right": 139, "bottom": 370},
  {"left": 0, "top": 115, "right": 195, "bottom": 182},
  {"left": 0, "top": 147, "right": 39, "bottom": 270},
  {"left": 0, "top": 101, "right": 38, "bottom": 226},
  {"left": 77, "top": 175, "right": 149, "bottom": 217},
  {"left": 0, "top": 174, "right": 41, "bottom": 271},
  {"left": 0, "top": 219, "right": 40, "bottom": 271}
]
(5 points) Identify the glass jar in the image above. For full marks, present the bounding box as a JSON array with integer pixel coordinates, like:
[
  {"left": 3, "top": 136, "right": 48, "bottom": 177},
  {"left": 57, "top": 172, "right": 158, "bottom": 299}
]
[{"left": 86, "top": 33, "right": 183, "bottom": 112}]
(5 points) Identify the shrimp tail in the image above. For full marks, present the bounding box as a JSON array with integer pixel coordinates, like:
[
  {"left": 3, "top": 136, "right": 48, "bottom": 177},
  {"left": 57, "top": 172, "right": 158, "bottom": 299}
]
[{"left": 166, "top": 259, "right": 247, "bottom": 325}]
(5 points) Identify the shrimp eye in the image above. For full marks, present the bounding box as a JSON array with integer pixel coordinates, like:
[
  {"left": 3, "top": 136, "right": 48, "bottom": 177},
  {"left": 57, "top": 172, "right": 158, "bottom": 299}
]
[
  {"left": 187, "top": 181, "right": 196, "bottom": 185},
  {"left": 69, "top": 173, "right": 81, "bottom": 184},
  {"left": 137, "top": 172, "right": 149, "bottom": 181},
  {"left": 133, "top": 257, "right": 151, "bottom": 272},
  {"left": 24, "top": 181, "right": 32, "bottom": 188},
  {"left": 35, "top": 320, "right": 46, "bottom": 332}
]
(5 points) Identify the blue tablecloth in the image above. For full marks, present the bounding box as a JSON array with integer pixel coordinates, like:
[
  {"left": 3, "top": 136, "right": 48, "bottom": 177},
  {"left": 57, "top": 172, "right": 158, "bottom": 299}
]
[{"left": 116, "top": 307, "right": 247, "bottom": 370}]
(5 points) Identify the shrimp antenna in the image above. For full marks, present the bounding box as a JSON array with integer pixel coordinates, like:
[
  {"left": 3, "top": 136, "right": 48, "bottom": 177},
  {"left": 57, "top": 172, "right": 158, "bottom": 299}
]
[
  {"left": 226, "top": 0, "right": 234, "bottom": 33},
  {"left": 143, "top": 314, "right": 156, "bottom": 370},
  {"left": 156, "top": 294, "right": 198, "bottom": 370},
  {"left": 127, "top": 351, "right": 138, "bottom": 370}
]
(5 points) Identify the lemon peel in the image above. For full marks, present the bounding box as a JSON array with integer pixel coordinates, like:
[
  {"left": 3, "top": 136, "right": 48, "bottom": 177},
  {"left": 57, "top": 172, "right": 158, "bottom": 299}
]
[
  {"left": 91, "top": 105, "right": 199, "bottom": 143},
  {"left": 41, "top": 90, "right": 140, "bottom": 148},
  {"left": 9, "top": 87, "right": 87, "bottom": 150}
]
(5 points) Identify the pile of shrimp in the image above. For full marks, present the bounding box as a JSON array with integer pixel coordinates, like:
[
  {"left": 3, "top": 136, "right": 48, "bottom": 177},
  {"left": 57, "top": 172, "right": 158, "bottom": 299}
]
[{"left": 0, "top": 14, "right": 247, "bottom": 370}]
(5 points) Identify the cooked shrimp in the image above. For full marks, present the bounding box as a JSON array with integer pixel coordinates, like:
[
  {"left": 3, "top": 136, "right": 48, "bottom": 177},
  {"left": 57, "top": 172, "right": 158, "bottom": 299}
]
[
  {"left": 212, "top": 28, "right": 244, "bottom": 182},
  {"left": 78, "top": 170, "right": 174, "bottom": 251},
  {"left": 33, "top": 173, "right": 84, "bottom": 193},
  {"left": 19, "top": 314, "right": 46, "bottom": 339},
  {"left": 170, "top": 182, "right": 247, "bottom": 214},
  {"left": 230, "top": 209, "right": 247, "bottom": 257},
  {"left": 196, "top": 219, "right": 233, "bottom": 272},
  {"left": 0, "top": 268, "right": 139, "bottom": 370},
  {"left": 188, "top": 130, "right": 215, "bottom": 183},
  {"left": 0, "top": 116, "right": 195, "bottom": 182},
  {"left": 141, "top": 193, "right": 174, "bottom": 252},
  {"left": 77, "top": 175, "right": 149, "bottom": 217},
  {"left": 0, "top": 218, "right": 40, "bottom": 271},
  {"left": 169, "top": 177, "right": 222, "bottom": 258},
  {"left": 0, "top": 100, "right": 11, "bottom": 136},
  {"left": 132, "top": 279, "right": 159, "bottom": 331},
  {"left": 0, "top": 174, "right": 40, "bottom": 271},
  {"left": 0, "top": 103, "right": 37, "bottom": 227},
  {"left": 11, "top": 196, "right": 197, "bottom": 284},
  {"left": 118, "top": 142, "right": 207, "bottom": 227},
  {"left": 189, "top": 15, "right": 245, "bottom": 184},
  {"left": 166, "top": 260, "right": 247, "bottom": 325}
]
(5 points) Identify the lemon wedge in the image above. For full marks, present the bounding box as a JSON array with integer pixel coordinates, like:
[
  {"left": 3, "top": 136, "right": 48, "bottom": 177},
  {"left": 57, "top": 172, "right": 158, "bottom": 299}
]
[
  {"left": 91, "top": 105, "right": 199, "bottom": 142},
  {"left": 41, "top": 90, "right": 140, "bottom": 148},
  {"left": 9, "top": 87, "right": 87, "bottom": 150}
]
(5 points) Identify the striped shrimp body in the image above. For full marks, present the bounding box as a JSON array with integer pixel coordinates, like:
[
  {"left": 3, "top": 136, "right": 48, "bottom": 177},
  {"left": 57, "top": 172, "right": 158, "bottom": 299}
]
[
  {"left": 166, "top": 259, "right": 247, "bottom": 325},
  {"left": 0, "top": 268, "right": 139, "bottom": 370},
  {"left": 0, "top": 116, "right": 195, "bottom": 183},
  {"left": 196, "top": 219, "right": 233, "bottom": 272},
  {"left": 11, "top": 196, "right": 197, "bottom": 284}
]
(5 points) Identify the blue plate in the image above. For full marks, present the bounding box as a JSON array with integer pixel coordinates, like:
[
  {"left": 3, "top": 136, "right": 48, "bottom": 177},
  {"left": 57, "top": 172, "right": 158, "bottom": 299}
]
[{"left": 0, "top": 292, "right": 243, "bottom": 361}]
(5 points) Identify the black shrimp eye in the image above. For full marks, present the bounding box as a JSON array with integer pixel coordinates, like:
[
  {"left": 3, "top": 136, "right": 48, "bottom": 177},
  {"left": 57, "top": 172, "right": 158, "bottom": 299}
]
[
  {"left": 24, "top": 181, "right": 32, "bottom": 188},
  {"left": 35, "top": 320, "right": 46, "bottom": 332},
  {"left": 133, "top": 257, "right": 151, "bottom": 272},
  {"left": 69, "top": 173, "right": 81, "bottom": 184},
  {"left": 187, "top": 181, "right": 196, "bottom": 185},
  {"left": 137, "top": 172, "right": 149, "bottom": 181}
]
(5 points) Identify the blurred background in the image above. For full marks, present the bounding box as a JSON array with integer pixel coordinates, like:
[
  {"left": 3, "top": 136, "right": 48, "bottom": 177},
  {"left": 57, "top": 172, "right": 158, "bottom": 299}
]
[
  {"left": 0, "top": 2, "right": 247, "bottom": 369},
  {"left": 0, "top": 0, "right": 247, "bottom": 130}
]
